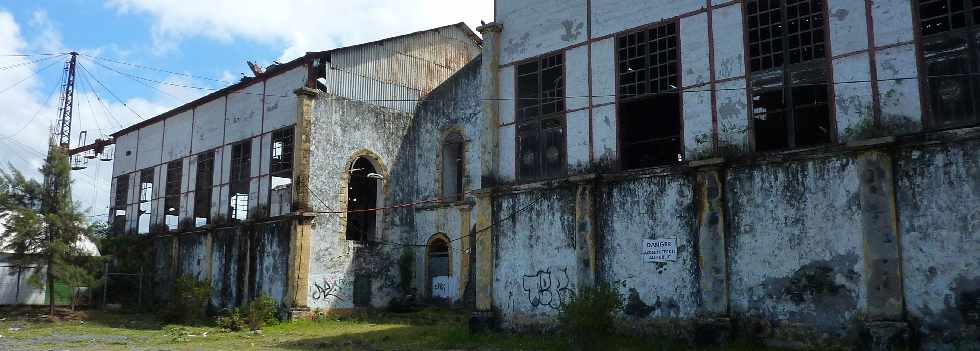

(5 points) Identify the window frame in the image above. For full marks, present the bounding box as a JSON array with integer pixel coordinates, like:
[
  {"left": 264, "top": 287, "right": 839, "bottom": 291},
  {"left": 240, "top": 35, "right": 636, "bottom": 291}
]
[
  {"left": 164, "top": 160, "right": 182, "bottom": 231},
  {"left": 228, "top": 140, "right": 251, "bottom": 222},
  {"left": 137, "top": 169, "right": 154, "bottom": 235},
  {"left": 440, "top": 131, "right": 465, "bottom": 202},
  {"left": 614, "top": 19, "right": 685, "bottom": 170},
  {"left": 513, "top": 52, "right": 567, "bottom": 182},
  {"left": 269, "top": 126, "right": 295, "bottom": 217},
  {"left": 112, "top": 175, "right": 129, "bottom": 234},
  {"left": 194, "top": 149, "right": 215, "bottom": 226},
  {"left": 744, "top": 0, "right": 835, "bottom": 151},
  {"left": 914, "top": 0, "right": 980, "bottom": 130}
]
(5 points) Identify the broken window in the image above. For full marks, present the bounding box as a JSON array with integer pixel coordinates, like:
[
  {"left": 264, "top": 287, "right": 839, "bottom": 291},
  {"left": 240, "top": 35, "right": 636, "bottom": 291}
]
[
  {"left": 194, "top": 150, "right": 214, "bottom": 227},
  {"left": 516, "top": 53, "right": 565, "bottom": 180},
  {"left": 270, "top": 127, "right": 294, "bottom": 216},
  {"left": 164, "top": 160, "right": 181, "bottom": 231},
  {"left": 617, "top": 22, "right": 683, "bottom": 169},
  {"left": 441, "top": 132, "right": 464, "bottom": 202},
  {"left": 346, "top": 157, "right": 379, "bottom": 242},
  {"left": 918, "top": 0, "right": 980, "bottom": 128},
  {"left": 137, "top": 169, "right": 153, "bottom": 235},
  {"left": 747, "top": 0, "right": 832, "bottom": 151},
  {"left": 229, "top": 141, "right": 251, "bottom": 222},
  {"left": 112, "top": 175, "right": 128, "bottom": 235}
]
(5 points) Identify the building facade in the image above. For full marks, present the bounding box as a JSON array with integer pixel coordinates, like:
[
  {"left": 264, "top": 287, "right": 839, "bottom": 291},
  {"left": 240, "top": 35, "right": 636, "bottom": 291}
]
[
  {"left": 105, "top": 24, "right": 482, "bottom": 312},
  {"left": 442, "top": 0, "right": 978, "bottom": 348},
  {"left": 103, "top": 1, "right": 980, "bottom": 348}
]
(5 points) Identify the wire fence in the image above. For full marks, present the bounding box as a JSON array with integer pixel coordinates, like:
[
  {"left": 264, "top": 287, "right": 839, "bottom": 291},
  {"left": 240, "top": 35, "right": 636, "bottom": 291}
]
[{"left": 0, "top": 262, "right": 148, "bottom": 310}]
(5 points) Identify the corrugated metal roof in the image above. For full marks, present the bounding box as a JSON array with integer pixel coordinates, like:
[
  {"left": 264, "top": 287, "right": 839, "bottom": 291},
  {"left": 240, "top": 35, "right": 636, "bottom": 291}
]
[{"left": 110, "top": 23, "right": 482, "bottom": 138}]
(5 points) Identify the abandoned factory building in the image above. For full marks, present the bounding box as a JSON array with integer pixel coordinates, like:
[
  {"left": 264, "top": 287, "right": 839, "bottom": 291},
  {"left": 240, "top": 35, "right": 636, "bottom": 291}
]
[{"left": 103, "top": 1, "right": 980, "bottom": 349}]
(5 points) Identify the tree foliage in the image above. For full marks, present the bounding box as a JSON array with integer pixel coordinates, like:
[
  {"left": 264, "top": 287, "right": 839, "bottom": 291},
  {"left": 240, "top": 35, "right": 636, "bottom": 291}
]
[{"left": 0, "top": 141, "right": 99, "bottom": 313}]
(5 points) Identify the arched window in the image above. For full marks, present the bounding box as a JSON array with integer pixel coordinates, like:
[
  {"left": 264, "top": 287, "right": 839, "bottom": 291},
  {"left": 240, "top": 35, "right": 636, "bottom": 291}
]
[
  {"left": 441, "top": 132, "right": 464, "bottom": 202},
  {"left": 346, "top": 157, "right": 381, "bottom": 241}
]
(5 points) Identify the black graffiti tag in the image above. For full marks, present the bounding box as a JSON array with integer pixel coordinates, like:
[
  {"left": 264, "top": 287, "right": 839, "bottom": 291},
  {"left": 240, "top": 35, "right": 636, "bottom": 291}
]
[
  {"left": 521, "top": 267, "right": 573, "bottom": 310},
  {"left": 311, "top": 278, "right": 346, "bottom": 302}
]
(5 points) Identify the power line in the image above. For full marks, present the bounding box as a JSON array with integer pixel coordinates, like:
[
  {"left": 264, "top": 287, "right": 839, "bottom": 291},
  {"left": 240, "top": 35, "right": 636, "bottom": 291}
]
[
  {"left": 77, "top": 65, "right": 125, "bottom": 129},
  {"left": 0, "top": 56, "right": 61, "bottom": 71},
  {"left": 85, "top": 57, "right": 188, "bottom": 105},
  {"left": 0, "top": 55, "right": 64, "bottom": 96},
  {"left": 76, "top": 61, "right": 145, "bottom": 121},
  {"left": 0, "top": 59, "right": 67, "bottom": 142},
  {"left": 82, "top": 54, "right": 234, "bottom": 84},
  {"left": 0, "top": 52, "right": 69, "bottom": 57}
]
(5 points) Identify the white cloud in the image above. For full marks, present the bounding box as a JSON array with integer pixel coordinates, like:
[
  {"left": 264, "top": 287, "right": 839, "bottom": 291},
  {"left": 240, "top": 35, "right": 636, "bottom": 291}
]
[
  {"left": 0, "top": 10, "right": 177, "bottom": 221},
  {"left": 105, "top": 0, "right": 494, "bottom": 61}
]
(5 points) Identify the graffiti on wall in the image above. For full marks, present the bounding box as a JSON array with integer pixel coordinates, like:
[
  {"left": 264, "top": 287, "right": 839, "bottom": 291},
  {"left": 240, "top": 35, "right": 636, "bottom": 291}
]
[
  {"left": 521, "top": 267, "right": 573, "bottom": 310},
  {"left": 310, "top": 276, "right": 351, "bottom": 302}
]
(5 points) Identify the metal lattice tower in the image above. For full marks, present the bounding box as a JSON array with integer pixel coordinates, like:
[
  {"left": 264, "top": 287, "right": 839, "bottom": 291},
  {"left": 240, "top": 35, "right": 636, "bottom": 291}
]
[{"left": 56, "top": 52, "right": 78, "bottom": 151}]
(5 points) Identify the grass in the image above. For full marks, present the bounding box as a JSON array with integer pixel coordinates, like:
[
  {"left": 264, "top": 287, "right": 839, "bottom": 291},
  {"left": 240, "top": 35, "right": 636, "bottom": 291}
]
[{"left": 0, "top": 307, "right": 796, "bottom": 350}]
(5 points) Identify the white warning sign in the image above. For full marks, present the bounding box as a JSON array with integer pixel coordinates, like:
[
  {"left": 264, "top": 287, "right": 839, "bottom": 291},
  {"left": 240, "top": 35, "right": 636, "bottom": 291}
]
[{"left": 642, "top": 238, "right": 677, "bottom": 263}]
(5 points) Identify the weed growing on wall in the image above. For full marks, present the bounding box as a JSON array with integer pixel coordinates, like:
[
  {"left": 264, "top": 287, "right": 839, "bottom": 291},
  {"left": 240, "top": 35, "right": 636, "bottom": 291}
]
[
  {"left": 159, "top": 276, "right": 210, "bottom": 324},
  {"left": 559, "top": 284, "right": 623, "bottom": 351},
  {"left": 244, "top": 295, "right": 280, "bottom": 331}
]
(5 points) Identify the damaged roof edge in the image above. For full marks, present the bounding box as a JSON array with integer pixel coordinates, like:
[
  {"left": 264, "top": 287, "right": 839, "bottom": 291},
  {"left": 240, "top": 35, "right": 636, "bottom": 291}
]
[{"left": 111, "top": 22, "right": 482, "bottom": 138}]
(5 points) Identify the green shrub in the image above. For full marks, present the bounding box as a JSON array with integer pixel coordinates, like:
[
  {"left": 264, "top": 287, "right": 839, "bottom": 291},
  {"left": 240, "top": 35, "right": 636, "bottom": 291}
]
[
  {"left": 244, "top": 295, "right": 280, "bottom": 331},
  {"left": 166, "top": 326, "right": 191, "bottom": 343},
  {"left": 215, "top": 308, "right": 246, "bottom": 331},
  {"left": 160, "top": 276, "right": 210, "bottom": 324},
  {"left": 559, "top": 284, "right": 623, "bottom": 351}
]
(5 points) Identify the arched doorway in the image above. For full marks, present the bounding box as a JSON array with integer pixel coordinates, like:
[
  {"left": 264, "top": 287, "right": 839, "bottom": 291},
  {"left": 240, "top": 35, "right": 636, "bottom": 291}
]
[
  {"left": 426, "top": 235, "right": 451, "bottom": 300},
  {"left": 345, "top": 156, "right": 381, "bottom": 242}
]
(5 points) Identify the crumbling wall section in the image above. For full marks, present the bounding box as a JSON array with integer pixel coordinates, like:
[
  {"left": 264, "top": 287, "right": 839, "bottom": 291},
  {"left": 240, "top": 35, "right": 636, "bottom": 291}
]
[
  {"left": 727, "top": 156, "right": 866, "bottom": 340},
  {"left": 897, "top": 137, "right": 980, "bottom": 348},
  {"left": 306, "top": 93, "right": 414, "bottom": 311},
  {"left": 493, "top": 187, "right": 579, "bottom": 328},
  {"left": 598, "top": 173, "right": 700, "bottom": 322},
  {"left": 150, "top": 219, "right": 294, "bottom": 312}
]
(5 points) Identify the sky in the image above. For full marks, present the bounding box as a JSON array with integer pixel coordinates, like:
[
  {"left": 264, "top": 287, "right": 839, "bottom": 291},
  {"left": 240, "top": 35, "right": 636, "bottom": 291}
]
[{"left": 0, "top": 0, "right": 493, "bottom": 221}]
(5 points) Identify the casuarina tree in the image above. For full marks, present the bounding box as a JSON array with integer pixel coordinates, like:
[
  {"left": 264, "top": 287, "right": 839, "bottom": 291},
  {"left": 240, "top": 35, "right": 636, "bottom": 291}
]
[{"left": 0, "top": 140, "right": 96, "bottom": 316}]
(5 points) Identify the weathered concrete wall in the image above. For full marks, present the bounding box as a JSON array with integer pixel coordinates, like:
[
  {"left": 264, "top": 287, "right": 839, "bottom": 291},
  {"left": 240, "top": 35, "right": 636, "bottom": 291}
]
[
  {"left": 481, "top": 133, "right": 980, "bottom": 348},
  {"left": 897, "top": 136, "right": 980, "bottom": 346},
  {"left": 598, "top": 173, "right": 700, "bottom": 321},
  {"left": 727, "top": 157, "right": 866, "bottom": 337},
  {"left": 493, "top": 187, "right": 579, "bottom": 327},
  {"left": 408, "top": 58, "right": 484, "bottom": 304},
  {"left": 306, "top": 93, "right": 414, "bottom": 311},
  {"left": 151, "top": 219, "right": 294, "bottom": 312}
]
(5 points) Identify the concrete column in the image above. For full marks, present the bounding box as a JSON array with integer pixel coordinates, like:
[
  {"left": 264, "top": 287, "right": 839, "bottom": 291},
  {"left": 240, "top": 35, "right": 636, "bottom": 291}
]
[
  {"left": 473, "top": 22, "right": 502, "bottom": 315},
  {"left": 856, "top": 148, "right": 908, "bottom": 348},
  {"left": 574, "top": 180, "right": 597, "bottom": 290},
  {"left": 693, "top": 159, "right": 729, "bottom": 316},
  {"left": 285, "top": 87, "right": 317, "bottom": 320},
  {"left": 458, "top": 206, "right": 472, "bottom": 302},
  {"left": 292, "top": 87, "right": 317, "bottom": 212}
]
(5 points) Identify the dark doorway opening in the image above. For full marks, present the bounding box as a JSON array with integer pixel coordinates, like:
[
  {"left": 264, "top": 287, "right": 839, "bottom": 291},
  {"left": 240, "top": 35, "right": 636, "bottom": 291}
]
[
  {"left": 346, "top": 157, "right": 379, "bottom": 242},
  {"left": 427, "top": 237, "right": 450, "bottom": 299}
]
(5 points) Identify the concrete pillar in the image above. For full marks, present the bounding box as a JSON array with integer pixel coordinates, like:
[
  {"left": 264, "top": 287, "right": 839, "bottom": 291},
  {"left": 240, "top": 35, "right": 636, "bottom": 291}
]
[
  {"left": 856, "top": 147, "right": 908, "bottom": 348},
  {"left": 574, "top": 179, "right": 597, "bottom": 290},
  {"left": 285, "top": 87, "right": 317, "bottom": 320},
  {"left": 693, "top": 159, "right": 728, "bottom": 316},
  {"left": 472, "top": 22, "right": 502, "bottom": 328},
  {"left": 458, "top": 206, "right": 472, "bottom": 302}
]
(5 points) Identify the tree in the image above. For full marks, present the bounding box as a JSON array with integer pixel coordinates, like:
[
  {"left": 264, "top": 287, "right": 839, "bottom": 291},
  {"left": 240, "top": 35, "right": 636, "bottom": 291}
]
[{"left": 0, "top": 141, "right": 96, "bottom": 316}]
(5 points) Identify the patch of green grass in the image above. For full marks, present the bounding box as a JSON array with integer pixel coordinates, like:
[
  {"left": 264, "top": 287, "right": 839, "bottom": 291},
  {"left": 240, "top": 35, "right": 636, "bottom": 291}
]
[{"left": 0, "top": 307, "right": 799, "bottom": 350}]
